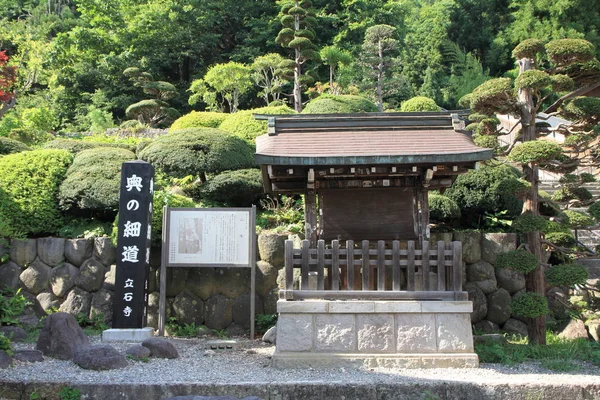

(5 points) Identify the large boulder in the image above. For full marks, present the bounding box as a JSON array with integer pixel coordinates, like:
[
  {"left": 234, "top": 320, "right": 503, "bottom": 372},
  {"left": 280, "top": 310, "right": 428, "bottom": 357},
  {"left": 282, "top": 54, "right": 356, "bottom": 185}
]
[
  {"left": 255, "top": 261, "right": 278, "bottom": 297},
  {"left": 495, "top": 268, "right": 526, "bottom": 294},
  {"left": 13, "top": 349, "right": 44, "bottom": 363},
  {"left": 37, "top": 237, "right": 65, "bottom": 267},
  {"left": 65, "top": 239, "right": 93, "bottom": 267},
  {"left": 232, "top": 292, "right": 264, "bottom": 328},
  {"left": 36, "top": 312, "right": 89, "bottom": 360},
  {"left": 473, "top": 320, "right": 499, "bottom": 334},
  {"left": 0, "top": 261, "right": 21, "bottom": 290},
  {"left": 74, "top": 344, "right": 128, "bottom": 370},
  {"left": 0, "top": 350, "right": 11, "bottom": 369},
  {"left": 547, "top": 287, "right": 569, "bottom": 320},
  {"left": 215, "top": 268, "right": 249, "bottom": 299},
  {"left": 464, "top": 282, "right": 487, "bottom": 323},
  {"left": 486, "top": 288, "right": 512, "bottom": 325},
  {"left": 50, "top": 263, "right": 79, "bottom": 297},
  {"left": 141, "top": 338, "right": 179, "bottom": 359},
  {"left": 19, "top": 260, "right": 52, "bottom": 295},
  {"left": 9, "top": 239, "right": 37, "bottom": 266},
  {"left": 89, "top": 289, "right": 113, "bottom": 323},
  {"left": 186, "top": 268, "right": 215, "bottom": 300},
  {"left": 75, "top": 258, "right": 105, "bottom": 292},
  {"left": 146, "top": 292, "right": 160, "bottom": 329},
  {"left": 503, "top": 318, "right": 528, "bottom": 337},
  {"left": 126, "top": 345, "right": 151, "bottom": 360},
  {"left": 172, "top": 290, "right": 204, "bottom": 325},
  {"left": 59, "top": 287, "right": 92, "bottom": 317},
  {"left": 94, "top": 237, "right": 116, "bottom": 266},
  {"left": 257, "top": 232, "right": 287, "bottom": 268},
  {"left": 0, "top": 326, "right": 27, "bottom": 342},
  {"left": 36, "top": 292, "right": 61, "bottom": 312},
  {"left": 481, "top": 233, "right": 516, "bottom": 264},
  {"left": 467, "top": 260, "right": 497, "bottom": 294},
  {"left": 205, "top": 294, "right": 233, "bottom": 330},
  {"left": 586, "top": 320, "right": 600, "bottom": 342},
  {"left": 453, "top": 231, "right": 481, "bottom": 264},
  {"left": 558, "top": 319, "right": 589, "bottom": 340}
]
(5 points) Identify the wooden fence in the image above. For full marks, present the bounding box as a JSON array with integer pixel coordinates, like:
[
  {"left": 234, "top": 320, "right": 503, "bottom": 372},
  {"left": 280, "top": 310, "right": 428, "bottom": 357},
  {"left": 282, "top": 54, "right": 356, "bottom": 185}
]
[{"left": 281, "top": 239, "right": 466, "bottom": 301}]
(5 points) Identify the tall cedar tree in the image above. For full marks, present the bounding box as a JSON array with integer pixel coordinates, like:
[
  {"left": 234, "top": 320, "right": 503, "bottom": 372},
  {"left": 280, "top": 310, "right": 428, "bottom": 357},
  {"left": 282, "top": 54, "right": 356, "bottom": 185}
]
[
  {"left": 275, "top": 0, "right": 320, "bottom": 113},
  {"left": 469, "top": 38, "right": 600, "bottom": 344},
  {"left": 361, "top": 25, "right": 398, "bottom": 112}
]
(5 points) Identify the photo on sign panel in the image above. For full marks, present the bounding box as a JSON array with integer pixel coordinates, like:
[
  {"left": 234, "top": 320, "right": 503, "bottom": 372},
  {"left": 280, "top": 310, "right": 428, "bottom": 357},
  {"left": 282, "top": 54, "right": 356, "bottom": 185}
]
[{"left": 178, "top": 217, "right": 203, "bottom": 254}]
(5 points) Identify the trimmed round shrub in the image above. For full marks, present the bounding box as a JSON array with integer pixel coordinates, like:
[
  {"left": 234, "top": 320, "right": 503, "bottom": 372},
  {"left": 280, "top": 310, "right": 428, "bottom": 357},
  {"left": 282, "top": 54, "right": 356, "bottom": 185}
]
[
  {"left": 512, "top": 39, "right": 545, "bottom": 60},
  {"left": 200, "top": 168, "right": 263, "bottom": 207},
  {"left": 562, "top": 96, "right": 600, "bottom": 121},
  {"left": 545, "top": 231, "right": 576, "bottom": 247},
  {"left": 219, "top": 105, "right": 294, "bottom": 142},
  {"left": 139, "top": 128, "right": 255, "bottom": 179},
  {"left": 513, "top": 213, "right": 548, "bottom": 233},
  {"left": 302, "top": 95, "right": 379, "bottom": 114},
  {"left": 58, "top": 147, "right": 136, "bottom": 213},
  {"left": 429, "top": 194, "right": 460, "bottom": 222},
  {"left": 545, "top": 39, "right": 596, "bottom": 66},
  {"left": 508, "top": 140, "right": 563, "bottom": 164},
  {"left": 170, "top": 111, "right": 228, "bottom": 130},
  {"left": 0, "top": 137, "right": 29, "bottom": 155},
  {"left": 495, "top": 249, "right": 539, "bottom": 274},
  {"left": 511, "top": 292, "right": 549, "bottom": 318},
  {"left": 546, "top": 263, "right": 588, "bottom": 287},
  {"left": 551, "top": 186, "right": 593, "bottom": 202},
  {"left": 514, "top": 70, "right": 550, "bottom": 91},
  {"left": 563, "top": 209, "right": 594, "bottom": 229},
  {"left": 589, "top": 201, "right": 600, "bottom": 221},
  {"left": 470, "top": 78, "right": 517, "bottom": 114},
  {"left": 399, "top": 96, "right": 441, "bottom": 112},
  {"left": 43, "top": 138, "right": 100, "bottom": 154},
  {"left": 0, "top": 149, "right": 73, "bottom": 236}
]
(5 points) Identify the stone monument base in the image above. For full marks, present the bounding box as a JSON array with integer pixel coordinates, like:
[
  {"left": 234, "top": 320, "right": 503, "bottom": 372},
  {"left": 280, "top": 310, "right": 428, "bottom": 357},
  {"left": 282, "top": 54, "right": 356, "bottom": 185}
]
[
  {"left": 273, "top": 299, "right": 478, "bottom": 369},
  {"left": 102, "top": 327, "right": 154, "bottom": 342}
]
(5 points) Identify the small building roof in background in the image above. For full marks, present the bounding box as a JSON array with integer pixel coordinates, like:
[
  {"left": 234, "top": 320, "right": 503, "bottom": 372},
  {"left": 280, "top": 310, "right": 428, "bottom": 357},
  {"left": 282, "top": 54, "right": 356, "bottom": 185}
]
[{"left": 254, "top": 112, "right": 493, "bottom": 166}]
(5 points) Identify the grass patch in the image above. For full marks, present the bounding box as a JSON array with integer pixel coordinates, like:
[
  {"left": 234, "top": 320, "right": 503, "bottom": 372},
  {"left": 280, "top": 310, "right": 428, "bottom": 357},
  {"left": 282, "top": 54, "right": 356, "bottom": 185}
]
[{"left": 474, "top": 331, "right": 600, "bottom": 371}]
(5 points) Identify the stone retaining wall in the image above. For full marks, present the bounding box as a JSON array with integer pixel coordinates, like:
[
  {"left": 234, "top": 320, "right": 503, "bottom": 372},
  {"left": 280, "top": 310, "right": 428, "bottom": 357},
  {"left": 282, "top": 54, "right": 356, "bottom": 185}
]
[{"left": 0, "top": 232, "right": 559, "bottom": 335}]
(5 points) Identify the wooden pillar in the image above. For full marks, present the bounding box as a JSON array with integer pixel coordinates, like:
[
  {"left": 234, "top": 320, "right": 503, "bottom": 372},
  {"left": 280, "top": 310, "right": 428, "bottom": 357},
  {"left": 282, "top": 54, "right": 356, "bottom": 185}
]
[
  {"left": 305, "top": 168, "right": 318, "bottom": 246},
  {"left": 422, "top": 188, "right": 430, "bottom": 241}
]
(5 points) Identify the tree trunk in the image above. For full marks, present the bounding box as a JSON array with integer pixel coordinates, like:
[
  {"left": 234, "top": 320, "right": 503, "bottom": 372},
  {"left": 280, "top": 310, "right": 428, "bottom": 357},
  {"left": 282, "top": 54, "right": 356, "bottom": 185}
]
[
  {"left": 377, "top": 40, "right": 384, "bottom": 112},
  {"left": 518, "top": 57, "right": 546, "bottom": 345},
  {"left": 293, "top": 2, "right": 302, "bottom": 113}
]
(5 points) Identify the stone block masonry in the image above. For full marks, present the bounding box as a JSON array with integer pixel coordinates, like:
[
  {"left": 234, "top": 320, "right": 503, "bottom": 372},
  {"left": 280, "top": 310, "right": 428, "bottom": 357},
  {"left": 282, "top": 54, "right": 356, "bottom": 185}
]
[{"left": 273, "top": 300, "right": 478, "bottom": 368}]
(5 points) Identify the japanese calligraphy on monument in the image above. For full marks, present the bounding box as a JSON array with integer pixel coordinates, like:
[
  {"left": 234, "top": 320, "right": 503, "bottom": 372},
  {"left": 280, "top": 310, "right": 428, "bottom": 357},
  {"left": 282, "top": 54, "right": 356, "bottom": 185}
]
[{"left": 167, "top": 209, "right": 251, "bottom": 266}]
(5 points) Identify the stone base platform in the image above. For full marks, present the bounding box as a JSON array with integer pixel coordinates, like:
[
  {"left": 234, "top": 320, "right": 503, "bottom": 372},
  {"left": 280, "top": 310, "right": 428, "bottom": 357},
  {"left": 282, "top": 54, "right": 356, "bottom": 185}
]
[
  {"left": 102, "top": 327, "right": 154, "bottom": 342},
  {"left": 273, "top": 299, "right": 478, "bottom": 369}
]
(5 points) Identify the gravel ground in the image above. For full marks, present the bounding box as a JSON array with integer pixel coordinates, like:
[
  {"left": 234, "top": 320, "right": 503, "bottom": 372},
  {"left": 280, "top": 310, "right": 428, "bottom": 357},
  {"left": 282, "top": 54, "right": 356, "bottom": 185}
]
[{"left": 1, "top": 335, "right": 600, "bottom": 387}]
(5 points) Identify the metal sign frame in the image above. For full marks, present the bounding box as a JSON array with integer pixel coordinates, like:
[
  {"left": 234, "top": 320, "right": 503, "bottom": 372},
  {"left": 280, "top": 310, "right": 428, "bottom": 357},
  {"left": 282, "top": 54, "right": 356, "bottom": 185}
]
[{"left": 158, "top": 206, "right": 257, "bottom": 338}]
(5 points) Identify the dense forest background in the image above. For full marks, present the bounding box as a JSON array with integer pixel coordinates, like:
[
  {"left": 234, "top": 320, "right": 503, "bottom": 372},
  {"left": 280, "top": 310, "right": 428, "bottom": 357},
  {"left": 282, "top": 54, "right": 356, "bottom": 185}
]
[{"left": 1, "top": 0, "right": 599, "bottom": 134}]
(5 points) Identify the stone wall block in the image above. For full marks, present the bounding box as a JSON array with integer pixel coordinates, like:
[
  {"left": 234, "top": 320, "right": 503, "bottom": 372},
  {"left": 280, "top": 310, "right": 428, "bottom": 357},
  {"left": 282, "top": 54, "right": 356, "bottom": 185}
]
[
  {"left": 89, "top": 289, "right": 113, "bottom": 324},
  {"left": 503, "top": 318, "right": 528, "bottom": 337},
  {"left": 357, "top": 314, "right": 394, "bottom": 352},
  {"left": 51, "top": 263, "right": 79, "bottom": 297},
  {"left": 464, "top": 283, "right": 487, "bottom": 324},
  {"left": 9, "top": 239, "right": 37, "bottom": 266},
  {"left": 396, "top": 314, "right": 436, "bottom": 353},
  {"left": 315, "top": 315, "right": 355, "bottom": 352},
  {"left": 547, "top": 287, "right": 569, "bottom": 320},
  {"left": 473, "top": 320, "right": 499, "bottom": 334},
  {"left": 255, "top": 261, "right": 278, "bottom": 297},
  {"left": 59, "top": 287, "right": 92, "bottom": 317},
  {"left": 19, "top": 259, "right": 52, "bottom": 295},
  {"left": 467, "top": 260, "right": 497, "bottom": 294},
  {"left": 481, "top": 233, "right": 516, "bottom": 264},
  {"left": 495, "top": 268, "right": 526, "bottom": 295},
  {"left": 165, "top": 268, "right": 189, "bottom": 298},
  {"left": 436, "top": 314, "right": 473, "bottom": 352},
  {"left": 232, "top": 292, "right": 264, "bottom": 328},
  {"left": 215, "top": 267, "right": 249, "bottom": 299},
  {"left": 36, "top": 292, "right": 61, "bottom": 312},
  {"left": 277, "top": 314, "right": 313, "bottom": 352},
  {"left": 37, "top": 238, "right": 65, "bottom": 267},
  {"left": 186, "top": 268, "right": 215, "bottom": 300},
  {"left": 485, "top": 288, "right": 512, "bottom": 325},
  {"left": 262, "top": 289, "right": 279, "bottom": 315},
  {"left": 146, "top": 292, "right": 161, "bottom": 329},
  {"left": 257, "top": 233, "right": 287, "bottom": 269},
  {"left": 453, "top": 232, "right": 481, "bottom": 264},
  {"left": 0, "top": 261, "right": 21, "bottom": 290},
  {"left": 428, "top": 232, "right": 453, "bottom": 244},
  {"left": 103, "top": 265, "right": 116, "bottom": 291},
  {"left": 148, "top": 266, "right": 158, "bottom": 293},
  {"left": 64, "top": 239, "right": 93, "bottom": 267},
  {"left": 94, "top": 238, "right": 116, "bottom": 266},
  {"left": 75, "top": 258, "right": 105, "bottom": 292},
  {"left": 204, "top": 294, "right": 232, "bottom": 331},
  {"left": 172, "top": 289, "right": 205, "bottom": 326}
]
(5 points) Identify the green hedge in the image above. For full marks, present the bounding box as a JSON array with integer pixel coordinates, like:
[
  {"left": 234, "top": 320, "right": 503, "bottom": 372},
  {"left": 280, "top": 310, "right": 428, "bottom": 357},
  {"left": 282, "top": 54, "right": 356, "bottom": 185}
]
[
  {"left": 170, "top": 111, "right": 228, "bottom": 130},
  {"left": 495, "top": 249, "right": 539, "bottom": 274},
  {"left": 511, "top": 292, "right": 549, "bottom": 318},
  {"left": 199, "top": 168, "right": 263, "bottom": 207},
  {"left": 0, "top": 149, "right": 73, "bottom": 236},
  {"left": 546, "top": 263, "right": 588, "bottom": 287},
  {"left": 0, "top": 137, "right": 30, "bottom": 155},
  {"left": 138, "top": 128, "right": 255, "bottom": 179},
  {"left": 219, "top": 105, "right": 294, "bottom": 142},
  {"left": 58, "top": 147, "right": 136, "bottom": 213},
  {"left": 429, "top": 194, "right": 460, "bottom": 222},
  {"left": 399, "top": 96, "right": 441, "bottom": 112},
  {"left": 43, "top": 138, "right": 136, "bottom": 154},
  {"left": 302, "top": 95, "right": 379, "bottom": 114}
]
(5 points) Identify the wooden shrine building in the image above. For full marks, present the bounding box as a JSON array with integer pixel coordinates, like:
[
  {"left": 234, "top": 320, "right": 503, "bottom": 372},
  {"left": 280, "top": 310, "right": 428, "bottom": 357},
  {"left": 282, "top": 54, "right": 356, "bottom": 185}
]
[{"left": 255, "top": 112, "right": 493, "bottom": 245}]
